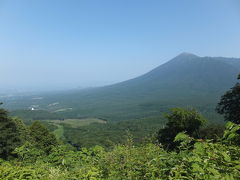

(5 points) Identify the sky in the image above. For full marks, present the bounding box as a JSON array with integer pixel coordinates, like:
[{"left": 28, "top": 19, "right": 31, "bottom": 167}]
[{"left": 0, "top": 0, "right": 240, "bottom": 92}]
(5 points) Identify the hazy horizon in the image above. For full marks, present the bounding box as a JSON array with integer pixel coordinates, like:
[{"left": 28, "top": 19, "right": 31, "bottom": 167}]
[{"left": 1, "top": 0, "right": 240, "bottom": 92}]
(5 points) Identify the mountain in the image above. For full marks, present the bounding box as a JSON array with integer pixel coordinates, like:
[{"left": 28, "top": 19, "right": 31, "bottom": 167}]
[{"left": 4, "top": 53, "right": 240, "bottom": 121}]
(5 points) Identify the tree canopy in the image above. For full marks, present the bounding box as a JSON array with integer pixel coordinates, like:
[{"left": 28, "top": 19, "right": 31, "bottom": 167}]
[
  {"left": 29, "top": 121, "right": 58, "bottom": 154},
  {"left": 157, "top": 108, "right": 206, "bottom": 149},
  {"left": 0, "top": 104, "right": 23, "bottom": 159},
  {"left": 216, "top": 74, "right": 240, "bottom": 124}
]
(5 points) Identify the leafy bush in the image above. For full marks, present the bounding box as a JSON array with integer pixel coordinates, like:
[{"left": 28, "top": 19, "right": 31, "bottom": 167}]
[
  {"left": 157, "top": 108, "right": 206, "bottom": 149},
  {"left": 222, "top": 121, "right": 240, "bottom": 145}
]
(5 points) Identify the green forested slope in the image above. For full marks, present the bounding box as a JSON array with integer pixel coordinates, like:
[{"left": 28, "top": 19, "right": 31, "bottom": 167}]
[{"left": 4, "top": 53, "right": 240, "bottom": 121}]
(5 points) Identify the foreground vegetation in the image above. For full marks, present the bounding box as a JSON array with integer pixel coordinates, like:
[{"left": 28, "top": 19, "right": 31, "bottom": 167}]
[{"left": 0, "top": 121, "right": 239, "bottom": 179}]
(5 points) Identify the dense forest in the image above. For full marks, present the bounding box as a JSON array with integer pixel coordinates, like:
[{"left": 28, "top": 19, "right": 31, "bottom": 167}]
[{"left": 0, "top": 75, "right": 240, "bottom": 179}]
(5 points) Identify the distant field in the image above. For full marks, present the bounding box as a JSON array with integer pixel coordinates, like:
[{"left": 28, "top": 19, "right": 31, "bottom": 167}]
[
  {"left": 47, "top": 118, "right": 107, "bottom": 128},
  {"left": 52, "top": 124, "right": 65, "bottom": 140},
  {"left": 45, "top": 118, "right": 107, "bottom": 139}
]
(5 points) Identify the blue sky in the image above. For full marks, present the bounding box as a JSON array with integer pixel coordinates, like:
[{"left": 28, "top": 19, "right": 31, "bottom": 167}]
[{"left": 0, "top": 0, "right": 240, "bottom": 92}]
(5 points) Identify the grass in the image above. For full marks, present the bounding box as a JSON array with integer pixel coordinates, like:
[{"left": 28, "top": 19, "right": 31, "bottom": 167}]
[
  {"left": 53, "top": 124, "right": 64, "bottom": 140},
  {"left": 47, "top": 118, "right": 107, "bottom": 128},
  {"left": 45, "top": 118, "right": 107, "bottom": 140}
]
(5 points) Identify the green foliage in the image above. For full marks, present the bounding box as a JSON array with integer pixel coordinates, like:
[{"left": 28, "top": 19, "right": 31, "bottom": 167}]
[
  {"left": 0, "top": 162, "right": 46, "bottom": 180},
  {"left": 10, "top": 110, "right": 62, "bottom": 121},
  {"left": 216, "top": 74, "right": 240, "bottom": 124},
  {"left": 199, "top": 123, "right": 225, "bottom": 141},
  {"left": 222, "top": 121, "right": 240, "bottom": 145},
  {"left": 157, "top": 108, "right": 206, "bottom": 149},
  {"left": 0, "top": 105, "right": 23, "bottom": 159},
  {"left": 0, "top": 115, "right": 60, "bottom": 163},
  {"left": 165, "top": 108, "right": 206, "bottom": 134},
  {"left": 29, "top": 121, "right": 58, "bottom": 154},
  {"left": 1, "top": 133, "right": 239, "bottom": 179},
  {"left": 174, "top": 132, "right": 193, "bottom": 150},
  {"left": 14, "top": 142, "right": 45, "bottom": 163},
  {"left": 61, "top": 116, "right": 165, "bottom": 149},
  {"left": 46, "top": 145, "right": 82, "bottom": 168},
  {"left": 12, "top": 117, "right": 31, "bottom": 142}
]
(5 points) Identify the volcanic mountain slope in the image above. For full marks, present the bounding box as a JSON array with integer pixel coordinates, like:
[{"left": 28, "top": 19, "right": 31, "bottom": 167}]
[{"left": 6, "top": 53, "right": 240, "bottom": 121}]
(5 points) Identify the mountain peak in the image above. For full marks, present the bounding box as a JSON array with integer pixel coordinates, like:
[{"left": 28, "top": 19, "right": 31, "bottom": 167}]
[
  {"left": 168, "top": 52, "right": 199, "bottom": 63},
  {"left": 177, "top": 52, "right": 199, "bottom": 58}
]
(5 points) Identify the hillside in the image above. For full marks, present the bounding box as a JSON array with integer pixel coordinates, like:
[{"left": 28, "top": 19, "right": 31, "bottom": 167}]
[{"left": 4, "top": 53, "right": 240, "bottom": 121}]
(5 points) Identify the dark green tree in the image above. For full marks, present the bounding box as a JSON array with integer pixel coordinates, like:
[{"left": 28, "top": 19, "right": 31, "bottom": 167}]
[
  {"left": 198, "top": 124, "right": 225, "bottom": 141},
  {"left": 29, "top": 121, "right": 58, "bottom": 154},
  {"left": 157, "top": 108, "right": 206, "bottom": 149},
  {"left": 0, "top": 103, "right": 23, "bottom": 159},
  {"left": 13, "top": 117, "right": 31, "bottom": 142},
  {"left": 216, "top": 74, "right": 240, "bottom": 124}
]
